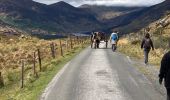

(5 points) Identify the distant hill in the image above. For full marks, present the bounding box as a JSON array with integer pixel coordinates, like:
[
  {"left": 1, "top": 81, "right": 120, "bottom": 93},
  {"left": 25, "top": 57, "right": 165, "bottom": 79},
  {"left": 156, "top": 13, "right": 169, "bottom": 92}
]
[
  {"left": 0, "top": 0, "right": 102, "bottom": 33},
  {"left": 79, "top": 4, "right": 145, "bottom": 21},
  {"left": 0, "top": 0, "right": 148, "bottom": 34},
  {"left": 1, "top": 0, "right": 168, "bottom": 35},
  {"left": 113, "top": 0, "right": 170, "bottom": 34}
]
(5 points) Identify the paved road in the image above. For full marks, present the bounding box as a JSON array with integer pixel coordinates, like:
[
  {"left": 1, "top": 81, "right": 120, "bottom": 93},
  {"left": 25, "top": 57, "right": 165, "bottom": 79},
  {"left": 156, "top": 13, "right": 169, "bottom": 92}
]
[{"left": 41, "top": 42, "right": 165, "bottom": 100}]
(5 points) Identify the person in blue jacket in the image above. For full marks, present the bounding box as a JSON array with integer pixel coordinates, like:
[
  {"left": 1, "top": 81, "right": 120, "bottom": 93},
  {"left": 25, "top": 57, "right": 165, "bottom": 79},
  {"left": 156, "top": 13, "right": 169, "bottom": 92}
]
[{"left": 110, "top": 31, "right": 119, "bottom": 52}]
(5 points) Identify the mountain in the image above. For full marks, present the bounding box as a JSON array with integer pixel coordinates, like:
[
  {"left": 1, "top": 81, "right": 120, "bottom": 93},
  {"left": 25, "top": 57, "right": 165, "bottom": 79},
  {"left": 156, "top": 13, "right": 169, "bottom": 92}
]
[
  {"left": 113, "top": 0, "right": 170, "bottom": 34},
  {"left": 0, "top": 0, "right": 148, "bottom": 34},
  {"left": 0, "top": 0, "right": 102, "bottom": 33},
  {"left": 78, "top": 1, "right": 170, "bottom": 35},
  {"left": 1, "top": 0, "right": 167, "bottom": 35},
  {"left": 79, "top": 5, "right": 145, "bottom": 21}
]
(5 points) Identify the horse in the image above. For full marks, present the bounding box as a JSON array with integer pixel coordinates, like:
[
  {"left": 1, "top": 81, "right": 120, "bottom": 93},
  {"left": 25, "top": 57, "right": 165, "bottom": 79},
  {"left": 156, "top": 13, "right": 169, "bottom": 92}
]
[{"left": 91, "top": 32, "right": 108, "bottom": 49}]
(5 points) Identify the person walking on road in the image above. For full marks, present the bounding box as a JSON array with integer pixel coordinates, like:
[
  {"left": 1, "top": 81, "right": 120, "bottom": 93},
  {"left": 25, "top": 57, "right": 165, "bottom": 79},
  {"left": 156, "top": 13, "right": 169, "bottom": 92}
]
[
  {"left": 110, "top": 31, "right": 119, "bottom": 52},
  {"left": 95, "top": 32, "right": 101, "bottom": 49},
  {"left": 91, "top": 32, "right": 95, "bottom": 48},
  {"left": 141, "top": 33, "right": 154, "bottom": 64},
  {"left": 159, "top": 42, "right": 170, "bottom": 100}
]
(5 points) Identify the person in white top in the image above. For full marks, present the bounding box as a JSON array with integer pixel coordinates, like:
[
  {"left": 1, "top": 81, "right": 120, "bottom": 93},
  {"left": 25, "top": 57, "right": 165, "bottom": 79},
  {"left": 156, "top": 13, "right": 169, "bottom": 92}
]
[{"left": 109, "top": 31, "right": 119, "bottom": 52}]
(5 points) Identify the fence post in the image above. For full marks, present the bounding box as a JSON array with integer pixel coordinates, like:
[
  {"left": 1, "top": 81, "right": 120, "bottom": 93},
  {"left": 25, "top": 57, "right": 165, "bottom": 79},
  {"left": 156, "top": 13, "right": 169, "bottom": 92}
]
[
  {"left": 81, "top": 38, "right": 83, "bottom": 48},
  {"left": 21, "top": 60, "right": 24, "bottom": 88},
  {"left": 50, "top": 43, "right": 55, "bottom": 59},
  {"left": 74, "top": 37, "right": 77, "bottom": 45},
  {"left": 77, "top": 36, "right": 79, "bottom": 44},
  {"left": 60, "top": 40, "right": 63, "bottom": 56},
  {"left": 33, "top": 52, "right": 38, "bottom": 78},
  {"left": 37, "top": 49, "right": 42, "bottom": 72},
  {"left": 76, "top": 36, "right": 79, "bottom": 45},
  {"left": 66, "top": 40, "right": 69, "bottom": 52},
  {"left": 70, "top": 35, "right": 73, "bottom": 49},
  {"left": 0, "top": 72, "right": 4, "bottom": 87}
]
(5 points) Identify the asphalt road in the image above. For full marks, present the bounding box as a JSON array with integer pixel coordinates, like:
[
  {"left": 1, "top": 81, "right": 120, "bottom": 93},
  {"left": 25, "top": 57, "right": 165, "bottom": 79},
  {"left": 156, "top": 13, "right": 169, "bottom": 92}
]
[{"left": 41, "top": 42, "right": 165, "bottom": 100}]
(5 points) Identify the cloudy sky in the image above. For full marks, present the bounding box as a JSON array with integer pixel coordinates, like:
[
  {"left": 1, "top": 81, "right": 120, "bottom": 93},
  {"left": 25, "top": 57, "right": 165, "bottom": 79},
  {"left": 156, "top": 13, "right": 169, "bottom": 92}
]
[{"left": 33, "top": 0, "right": 165, "bottom": 7}]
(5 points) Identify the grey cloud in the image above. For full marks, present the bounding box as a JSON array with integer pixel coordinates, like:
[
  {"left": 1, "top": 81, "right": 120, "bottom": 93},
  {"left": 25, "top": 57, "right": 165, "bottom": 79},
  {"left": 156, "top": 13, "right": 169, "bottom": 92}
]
[{"left": 33, "top": 0, "right": 165, "bottom": 7}]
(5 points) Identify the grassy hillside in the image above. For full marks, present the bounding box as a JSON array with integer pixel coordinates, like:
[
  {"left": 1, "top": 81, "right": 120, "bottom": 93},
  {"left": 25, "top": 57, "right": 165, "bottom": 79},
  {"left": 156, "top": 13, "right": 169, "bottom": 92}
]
[
  {"left": 114, "top": 0, "right": 170, "bottom": 34},
  {"left": 0, "top": 33, "right": 90, "bottom": 100},
  {"left": 79, "top": 5, "right": 145, "bottom": 21},
  {"left": 118, "top": 13, "right": 170, "bottom": 66},
  {"left": 0, "top": 0, "right": 102, "bottom": 33}
]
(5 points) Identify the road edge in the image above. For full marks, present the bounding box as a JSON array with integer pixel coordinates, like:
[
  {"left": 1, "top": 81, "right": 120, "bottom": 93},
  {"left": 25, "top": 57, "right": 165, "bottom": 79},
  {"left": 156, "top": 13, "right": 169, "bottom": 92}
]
[{"left": 40, "top": 61, "right": 71, "bottom": 100}]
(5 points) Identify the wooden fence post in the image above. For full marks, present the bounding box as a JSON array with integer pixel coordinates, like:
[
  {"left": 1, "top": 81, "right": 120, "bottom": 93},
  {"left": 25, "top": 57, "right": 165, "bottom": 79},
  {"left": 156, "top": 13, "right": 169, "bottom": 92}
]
[
  {"left": 74, "top": 37, "right": 76, "bottom": 45},
  {"left": 70, "top": 35, "right": 73, "bottom": 49},
  {"left": 81, "top": 38, "right": 83, "bottom": 44},
  {"left": 77, "top": 36, "right": 79, "bottom": 44},
  {"left": 81, "top": 38, "right": 83, "bottom": 48},
  {"left": 76, "top": 36, "right": 79, "bottom": 45},
  {"left": 37, "top": 49, "right": 42, "bottom": 72},
  {"left": 50, "top": 43, "right": 55, "bottom": 59},
  {"left": 33, "top": 52, "right": 38, "bottom": 78},
  {"left": 21, "top": 60, "right": 24, "bottom": 88},
  {"left": 73, "top": 37, "right": 75, "bottom": 47},
  {"left": 66, "top": 40, "right": 68, "bottom": 52},
  {"left": 60, "top": 40, "right": 63, "bottom": 56},
  {"left": 0, "top": 72, "right": 4, "bottom": 87},
  {"left": 83, "top": 37, "right": 85, "bottom": 44}
]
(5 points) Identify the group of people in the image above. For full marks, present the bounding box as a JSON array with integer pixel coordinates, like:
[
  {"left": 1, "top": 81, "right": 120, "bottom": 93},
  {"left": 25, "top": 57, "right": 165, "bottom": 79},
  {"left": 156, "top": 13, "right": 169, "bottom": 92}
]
[
  {"left": 91, "top": 30, "right": 170, "bottom": 100},
  {"left": 137, "top": 31, "right": 170, "bottom": 100},
  {"left": 141, "top": 32, "right": 170, "bottom": 100},
  {"left": 91, "top": 31, "right": 119, "bottom": 51}
]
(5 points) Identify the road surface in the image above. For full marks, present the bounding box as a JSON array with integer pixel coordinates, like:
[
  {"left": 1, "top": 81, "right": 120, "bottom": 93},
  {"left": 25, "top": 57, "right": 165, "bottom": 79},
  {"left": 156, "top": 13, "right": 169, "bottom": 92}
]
[{"left": 41, "top": 42, "right": 165, "bottom": 100}]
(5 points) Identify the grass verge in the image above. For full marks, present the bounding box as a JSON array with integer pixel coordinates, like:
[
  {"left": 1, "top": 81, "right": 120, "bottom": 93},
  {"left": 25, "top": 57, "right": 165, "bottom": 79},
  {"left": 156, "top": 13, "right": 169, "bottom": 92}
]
[
  {"left": 118, "top": 37, "right": 166, "bottom": 66},
  {"left": 0, "top": 46, "right": 87, "bottom": 100}
]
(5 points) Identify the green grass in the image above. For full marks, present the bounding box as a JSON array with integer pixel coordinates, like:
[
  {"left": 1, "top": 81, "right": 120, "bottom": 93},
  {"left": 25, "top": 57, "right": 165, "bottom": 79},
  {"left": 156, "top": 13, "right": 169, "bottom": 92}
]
[{"left": 0, "top": 46, "right": 87, "bottom": 100}]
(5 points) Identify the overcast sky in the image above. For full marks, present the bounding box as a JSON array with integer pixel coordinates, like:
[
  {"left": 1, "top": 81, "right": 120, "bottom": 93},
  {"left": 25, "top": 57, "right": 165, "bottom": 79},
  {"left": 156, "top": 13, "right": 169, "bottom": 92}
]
[{"left": 33, "top": 0, "right": 165, "bottom": 7}]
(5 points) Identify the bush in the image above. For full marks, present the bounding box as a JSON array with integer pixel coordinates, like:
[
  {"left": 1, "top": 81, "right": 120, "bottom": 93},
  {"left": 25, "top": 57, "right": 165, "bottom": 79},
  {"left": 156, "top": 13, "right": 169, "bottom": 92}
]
[
  {"left": 7, "top": 71, "right": 19, "bottom": 83},
  {"left": 130, "top": 39, "right": 141, "bottom": 45}
]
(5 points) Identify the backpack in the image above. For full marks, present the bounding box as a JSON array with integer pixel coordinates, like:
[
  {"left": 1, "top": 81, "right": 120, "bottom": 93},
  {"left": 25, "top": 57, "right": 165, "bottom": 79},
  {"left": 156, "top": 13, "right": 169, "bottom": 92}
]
[
  {"left": 112, "top": 34, "right": 118, "bottom": 41},
  {"left": 144, "top": 38, "right": 151, "bottom": 49}
]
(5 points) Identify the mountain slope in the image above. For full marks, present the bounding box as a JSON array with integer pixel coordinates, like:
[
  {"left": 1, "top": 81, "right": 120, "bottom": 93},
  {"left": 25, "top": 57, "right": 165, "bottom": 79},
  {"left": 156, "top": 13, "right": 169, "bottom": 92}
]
[
  {"left": 113, "top": 0, "right": 170, "bottom": 34},
  {"left": 0, "top": 0, "right": 102, "bottom": 33},
  {"left": 80, "top": 5, "right": 145, "bottom": 21},
  {"left": 1, "top": 0, "right": 167, "bottom": 34}
]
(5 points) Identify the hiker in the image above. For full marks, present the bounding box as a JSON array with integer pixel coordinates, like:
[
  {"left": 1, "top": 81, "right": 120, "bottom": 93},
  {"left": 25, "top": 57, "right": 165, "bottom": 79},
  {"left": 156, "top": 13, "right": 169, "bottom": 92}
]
[
  {"left": 91, "top": 32, "right": 95, "bottom": 48},
  {"left": 95, "top": 32, "right": 100, "bottom": 48},
  {"left": 110, "top": 31, "right": 119, "bottom": 52},
  {"left": 159, "top": 41, "right": 170, "bottom": 100},
  {"left": 141, "top": 33, "right": 154, "bottom": 64}
]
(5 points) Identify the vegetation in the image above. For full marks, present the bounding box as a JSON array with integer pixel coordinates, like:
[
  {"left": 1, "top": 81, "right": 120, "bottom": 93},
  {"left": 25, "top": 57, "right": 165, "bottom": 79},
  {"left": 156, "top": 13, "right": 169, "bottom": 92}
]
[
  {"left": 0, "top": 34, "right": 90, "bottom": 100},
  {"left": 118, "top": 27, "right": 169, "bottom": 66}
]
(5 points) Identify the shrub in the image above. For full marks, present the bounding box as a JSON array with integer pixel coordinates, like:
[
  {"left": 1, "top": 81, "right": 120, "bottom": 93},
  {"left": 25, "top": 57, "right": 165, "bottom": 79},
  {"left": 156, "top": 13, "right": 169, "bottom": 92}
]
[
  {"left": 130, "top": 39, "right": 141, "bottom": 45},
  {"left": 7, "top": 70, "right": 19, "bottom": 83}
]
